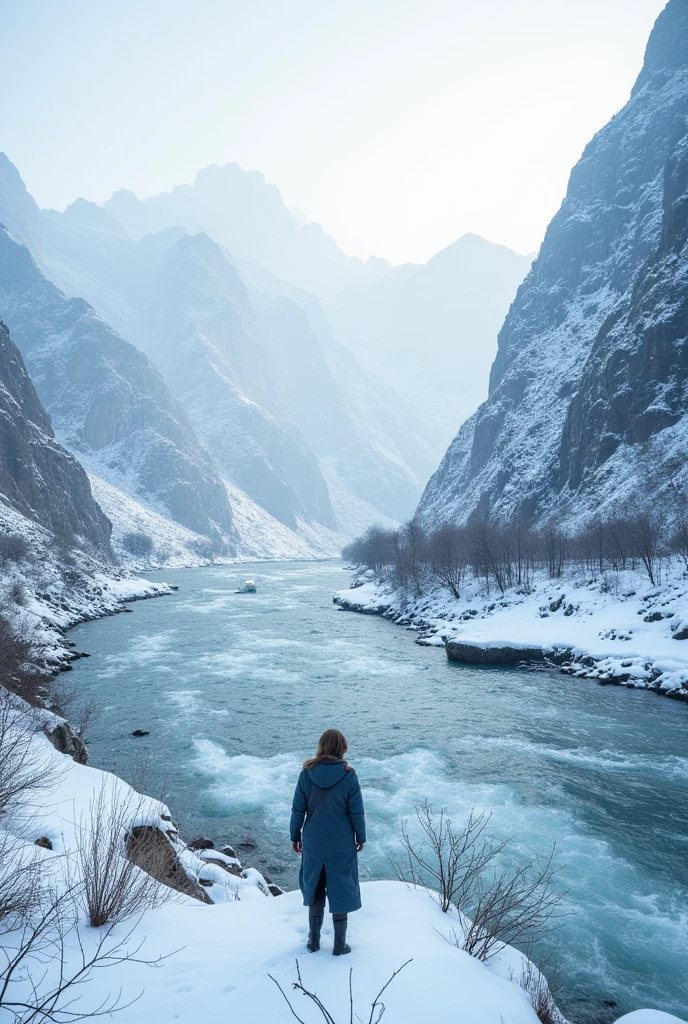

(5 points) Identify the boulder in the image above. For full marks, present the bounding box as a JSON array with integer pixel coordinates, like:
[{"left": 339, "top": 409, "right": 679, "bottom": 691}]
[
  {"left": 34, "top": 836, "right": 52, "bottom": 850},
  {"left": 44, "top": 722, "right": 88, "bottom": 764},
  {"left": 446, "top": 640, "right": 552, "bottom": 666},
  {"left": 188, "top": 835, "right": 214, "bottom": 850},
  {"left": 126, "top": 825, "right": 212, "bottom": 904}
]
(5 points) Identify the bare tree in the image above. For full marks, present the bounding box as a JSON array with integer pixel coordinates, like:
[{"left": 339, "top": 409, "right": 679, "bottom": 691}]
[
  {"left": 426, "top": 525, "right": 468, "bottom": 599},
  {"left": 78, "top": 782, "right": 176, "bottom": 928},
  {"left": 269, "top": 959, "right": 412, "bottom": 1024},
  {"left": 626, "top": 513, "right": 665, "bottom": 586}
]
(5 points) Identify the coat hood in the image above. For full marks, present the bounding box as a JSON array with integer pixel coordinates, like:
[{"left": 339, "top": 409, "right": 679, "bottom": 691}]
[{"left": 307, "top": 761, "right": 347, "bottom": 788}]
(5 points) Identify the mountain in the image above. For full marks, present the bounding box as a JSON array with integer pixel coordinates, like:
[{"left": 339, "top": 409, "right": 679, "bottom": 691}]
[
  {"left": 103, "top": 163, "right": 363, "bottom": 301},
  {"left": 0, "top": 159, "right": 432, "bottom": 528},
  {"left": 325, "top": 234, "right": 533, "bottom": 448},
  {"left": 99, "top": 161, "right": 530, "bottom": 458},
  {"left": 417, "top": 0, "right": 688, "bottom": 531},
  {"left": 0, "top": 228, "right": 235, "bottom": 543},
  {"left": 143, "top": 232, "right": 335, "bottom": 529},
  {"left": 0, "top": 318, "right": 111, "bottom": 552}
]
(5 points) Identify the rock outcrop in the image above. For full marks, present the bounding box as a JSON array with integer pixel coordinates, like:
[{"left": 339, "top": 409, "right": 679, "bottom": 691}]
[
  {"left": 417, "top": 0, "right": 688, "bottom": 530},
  {"left": 0, "top": 319, "right": 112, "bottom": 553}
]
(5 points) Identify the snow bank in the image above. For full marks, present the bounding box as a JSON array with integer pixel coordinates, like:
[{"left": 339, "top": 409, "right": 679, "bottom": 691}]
[{"left": 334, "top": 565, "right": 688, "bottom": 702}]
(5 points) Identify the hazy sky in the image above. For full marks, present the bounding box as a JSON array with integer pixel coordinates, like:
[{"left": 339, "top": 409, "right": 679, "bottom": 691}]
[{"left": 1, "top": 0, "right": 666, "bottom": 263}]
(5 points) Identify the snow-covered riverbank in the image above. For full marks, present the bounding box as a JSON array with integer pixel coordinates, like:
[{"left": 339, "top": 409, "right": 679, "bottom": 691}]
[
  {"left": 3, "top": 701, "right": 683, "bottom": 1024},
  {"left": 334, "top": 566, "right": 688, "bottom": 703}
]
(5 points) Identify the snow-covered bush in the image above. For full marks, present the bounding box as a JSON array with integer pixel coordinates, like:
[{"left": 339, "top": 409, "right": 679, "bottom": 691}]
[{"left": 121, "top": 531, "right": 154, "bottom": 557}]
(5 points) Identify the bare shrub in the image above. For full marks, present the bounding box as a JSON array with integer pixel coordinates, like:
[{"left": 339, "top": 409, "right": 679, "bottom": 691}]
[
  {"left": 451, "top": 846, "right": 565, "bottom": 961},
  {"left": 269, "top": 958, "right": 412, "bottom": 1024},
  {"left": 516, "top": 950, "right": 565, "bottom": 1024},
  {"left": 78, "top": 782, "right": 175, "bottom": 927},
  {"left": 0, "top": 690, "right": 61, "bottom": 822},
  {"left": 394, "top": 802, "right": 502, "bottom": 912},
  {"left": 0, "top": 615, "right": 46, "bottom": 706},
  {"left": 0, "top": 883, "right": 173, "bottom": 1023},
  {"left": 0, "top": 830, "right": 44, "bottom": 924},
  {"left": 396, "top": 804, "right": 566, "bottom": 962},
  {"left": 121, "top": 532, "right": 153, "bottom": 558},
  {"left": 0, "top": 534, "right": 31, "bottom": 567}
]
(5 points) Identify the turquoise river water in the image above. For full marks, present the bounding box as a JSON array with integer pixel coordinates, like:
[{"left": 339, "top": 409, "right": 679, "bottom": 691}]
[{"left": 68, "top": 561, "right": 688, "bottom": 1023}]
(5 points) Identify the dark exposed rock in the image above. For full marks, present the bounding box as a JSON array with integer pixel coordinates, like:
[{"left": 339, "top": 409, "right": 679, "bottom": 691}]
[
  {"left": 0, "top": 320, "right": 112, "bottom": 553},
  {"left": 45, "top": 721, "right": 89, "bottom": 764},
  {"left": 237, "top": 836, "right": 258, "bottom": 850},
  {"left": 268, "top": 884, "right": 285, "bottom": 897},
  {"left": 126, "top": 825, "right": 212, "bottom": 904},
  {"left": 34, "top": 836, "right": 52, "bottom": 850},
  {"left": 188, "top": 835, "right": 214, "bottom": 850},
  {"left": 131, "top": 729, "right": 150, "bottom": 737},
  {"left": 221, "top": 844, "right": 237, "bottom": 858},
  {"left": 445, "top": 640, "right": 569, "bottom": 667}
]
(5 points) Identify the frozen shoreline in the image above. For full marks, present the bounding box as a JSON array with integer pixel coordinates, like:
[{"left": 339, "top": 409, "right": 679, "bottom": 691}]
[{"left": 334, "top": 567, "right": 688, "bottom": 703}]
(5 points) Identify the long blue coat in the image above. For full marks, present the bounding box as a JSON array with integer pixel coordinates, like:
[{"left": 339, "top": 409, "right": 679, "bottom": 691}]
[{"left": 289, "top": 761, "right": 366, "bottom": 915}]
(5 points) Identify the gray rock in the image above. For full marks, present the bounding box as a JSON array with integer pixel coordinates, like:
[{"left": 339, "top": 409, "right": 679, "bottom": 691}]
[
  {"left": 446, "top": 640, "right": 555, "bottom": 666},
  {"left": 126, "top": 825, "right": 211, "bottom": 904},
  {"left": 34, "top": 836, "right": 52, "bottom": 850},
  {"left": 0, "top": 321, "right": 111, "bottom": 553},
  {"left": 188, "top": 835, "right": 214, "bottom": 850}
]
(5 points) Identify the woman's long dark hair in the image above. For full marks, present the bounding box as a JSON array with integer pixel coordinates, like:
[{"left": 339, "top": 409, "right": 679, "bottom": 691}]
[{"left": 303, "top": 728, "right": 349, "bottom": 770}]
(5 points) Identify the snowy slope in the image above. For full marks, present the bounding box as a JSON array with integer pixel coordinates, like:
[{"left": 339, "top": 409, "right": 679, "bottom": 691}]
[{"left": 417, "top": 0, "right": 688, "bottom": 531}]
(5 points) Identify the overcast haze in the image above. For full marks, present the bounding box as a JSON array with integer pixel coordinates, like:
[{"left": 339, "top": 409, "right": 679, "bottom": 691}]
[{"left": 1, "top": 0, "right": 666, "bottom": 263}]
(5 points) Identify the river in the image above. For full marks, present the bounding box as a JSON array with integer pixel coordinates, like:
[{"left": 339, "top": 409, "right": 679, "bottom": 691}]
[{"left": 68, "top": 560, "right": 688, "bottom": 1023}]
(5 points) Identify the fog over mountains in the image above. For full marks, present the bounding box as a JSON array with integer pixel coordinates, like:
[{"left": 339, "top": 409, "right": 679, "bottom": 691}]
[
  {"left": 417, "top": 0, "right": 688, "bottom": 532},
  {"left": 0, "top": 147, "right": 529, "bottom": 555}
]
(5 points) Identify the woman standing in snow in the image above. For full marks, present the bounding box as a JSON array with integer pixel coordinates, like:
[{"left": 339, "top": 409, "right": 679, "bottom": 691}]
[{"left": 290, "top": 729, "right": 366, "bottom": 956}]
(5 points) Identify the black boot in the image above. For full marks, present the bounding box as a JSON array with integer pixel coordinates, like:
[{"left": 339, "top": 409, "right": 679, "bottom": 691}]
[
  {"left": 332, "top": 915, "right": 351, "bottom": 956},
  {"left": 307, "top": 905, "right": 324, "bottom": 952}
]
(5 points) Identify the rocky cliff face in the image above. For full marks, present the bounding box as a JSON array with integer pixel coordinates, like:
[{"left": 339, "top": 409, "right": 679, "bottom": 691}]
[
  {"left": 417, "top": 0, "right": 688, "bottom": 530},
  {"left": 0, "top": 319, "right": 112, "bottom": 552},
  {"left": 0, "top": 229, "right": 235, "bottom": 542}
]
